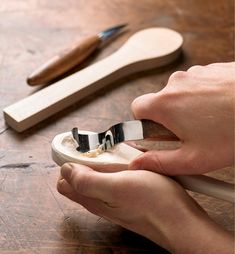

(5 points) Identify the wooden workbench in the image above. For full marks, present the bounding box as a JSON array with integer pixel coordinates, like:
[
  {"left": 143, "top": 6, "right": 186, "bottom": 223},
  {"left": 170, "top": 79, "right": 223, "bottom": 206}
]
[{"left": 0, "top": 1, "right": 234, "bottom": 253}]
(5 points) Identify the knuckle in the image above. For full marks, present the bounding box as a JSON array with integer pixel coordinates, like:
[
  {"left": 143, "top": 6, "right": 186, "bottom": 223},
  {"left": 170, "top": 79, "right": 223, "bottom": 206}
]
[
  {"left": 131, "top": 93, "right": 156, "bottom": 118},
  {"left": 187, "top": 65, "right": 203, "bottom": 73},
  {"left": 131, "top": 97, "right": 141, "bottom": 114},
  {"left": 168, "top": 71, "right": 188, "bottom": 82}
]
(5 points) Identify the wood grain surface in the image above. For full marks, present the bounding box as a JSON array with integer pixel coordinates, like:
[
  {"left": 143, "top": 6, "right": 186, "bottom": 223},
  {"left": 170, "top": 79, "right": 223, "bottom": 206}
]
[{"left": 0, "top": 0, "right": 234, "bottom": 253}]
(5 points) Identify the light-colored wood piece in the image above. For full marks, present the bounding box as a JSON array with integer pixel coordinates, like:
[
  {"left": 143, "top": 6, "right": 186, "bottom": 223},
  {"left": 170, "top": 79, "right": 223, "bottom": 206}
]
[
  {"left": 174, "top": 175, "right": 234, "bottom": 203},
  {"left": 51, "top": 131, "right": 143, "bottom": 171},
  {"left": 4, "top": 28, "right": 183, "bottom": 132},
  {"left": 51, "top": 131, "right": 234, "bottom": 203}
]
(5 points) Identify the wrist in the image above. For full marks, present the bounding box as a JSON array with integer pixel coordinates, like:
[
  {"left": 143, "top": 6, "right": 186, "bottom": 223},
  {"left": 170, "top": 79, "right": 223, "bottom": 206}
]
[
  {"left": 171, "top": 214, "right": 233, "bottom": 254},
  {"left": 147, "top": 198, "right": 233, "bottom": 253}
]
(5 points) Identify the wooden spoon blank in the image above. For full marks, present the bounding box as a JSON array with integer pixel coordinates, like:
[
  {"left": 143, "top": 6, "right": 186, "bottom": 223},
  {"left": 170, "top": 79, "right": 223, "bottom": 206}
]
[
  {"left": 51, "top": 131, "right": 143, "bottom": 172},
  {"left": 4, "top": 27, "right": 183, "bottom": 132},
  {"left": 51, "top": 131, "right": 234, "bottom": 203}
]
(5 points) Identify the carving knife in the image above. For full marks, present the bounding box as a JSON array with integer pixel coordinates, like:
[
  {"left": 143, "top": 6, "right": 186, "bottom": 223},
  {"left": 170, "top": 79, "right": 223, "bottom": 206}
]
[{"left": 27, "top": 24, "right": 127, "bottom": 86}]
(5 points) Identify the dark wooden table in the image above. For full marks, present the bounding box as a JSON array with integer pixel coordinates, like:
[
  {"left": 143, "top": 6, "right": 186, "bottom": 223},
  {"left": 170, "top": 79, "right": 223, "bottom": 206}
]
[{"left": 0, "top": 1, "right": 234, "bottom": 253}]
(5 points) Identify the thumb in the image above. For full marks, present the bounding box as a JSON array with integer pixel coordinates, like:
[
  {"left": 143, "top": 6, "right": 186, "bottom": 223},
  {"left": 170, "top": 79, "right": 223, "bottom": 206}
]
[
  {"left": 60, "top": 163, "right": 116, "bottom": 200},
  {"left": 128, "top": 149, "right": 192, "bottom": 175}
]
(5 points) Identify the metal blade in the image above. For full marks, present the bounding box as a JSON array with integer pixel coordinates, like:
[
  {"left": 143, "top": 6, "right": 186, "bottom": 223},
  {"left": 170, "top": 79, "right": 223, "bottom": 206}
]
[
  {"left": 98, "top": 23, "right": 128, "bottom": 42},
  {"left": 72, "top": 120, "right": 143, "bottom": 153}
]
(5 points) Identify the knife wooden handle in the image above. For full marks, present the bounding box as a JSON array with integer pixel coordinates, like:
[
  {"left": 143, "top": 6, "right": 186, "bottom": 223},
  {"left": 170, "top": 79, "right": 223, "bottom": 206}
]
[
  {"left": 142, "top": 119, "right": 179, "bottom": 141},
  {"left": 27, "top": 35, "right": 101, "bottom": 86}
]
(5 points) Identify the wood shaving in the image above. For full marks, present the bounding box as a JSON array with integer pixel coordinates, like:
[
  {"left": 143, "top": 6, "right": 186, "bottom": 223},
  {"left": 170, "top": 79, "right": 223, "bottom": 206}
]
[{"left": 81, "top": 144, "right": 104, "bottom": 158}]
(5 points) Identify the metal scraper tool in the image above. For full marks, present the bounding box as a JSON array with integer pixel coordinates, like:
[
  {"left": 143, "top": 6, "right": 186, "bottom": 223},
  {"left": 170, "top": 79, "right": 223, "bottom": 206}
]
[{"left": 72, "top": 119, "right": 179, "bottom": 153}]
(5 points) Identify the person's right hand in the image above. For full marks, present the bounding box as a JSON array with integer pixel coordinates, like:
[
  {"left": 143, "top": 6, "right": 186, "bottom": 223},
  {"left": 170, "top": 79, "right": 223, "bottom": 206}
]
[{"left": 129, "top": 62, "right": 235, "bottom": 175}]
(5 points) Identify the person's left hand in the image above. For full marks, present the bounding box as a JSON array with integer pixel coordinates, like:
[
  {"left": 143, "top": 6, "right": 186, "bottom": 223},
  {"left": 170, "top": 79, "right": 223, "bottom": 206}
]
[{"left": 57, "top": 163, "right": 233, "bottom": 253}]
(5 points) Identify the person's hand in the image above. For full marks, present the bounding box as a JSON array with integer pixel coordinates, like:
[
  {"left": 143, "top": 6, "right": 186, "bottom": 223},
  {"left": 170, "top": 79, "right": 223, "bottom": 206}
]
[
  {"left": 129, "top": 62, "right": 235, "bottom": 175},
  {"left": 57, "top": 163, "right": 233, "bottom": 253}
]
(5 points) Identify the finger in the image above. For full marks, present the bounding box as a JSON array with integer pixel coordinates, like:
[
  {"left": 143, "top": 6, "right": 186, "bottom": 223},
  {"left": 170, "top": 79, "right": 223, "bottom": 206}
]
[
  {"left": 124, "top": 141, "right": 149, "bottom": 152},
  {"left": 187, "top": 65, "right": 203, "bottom": 73},
  {"left": 128, "top": 148, "right": 195, "bottom": 175},
  {"left": 131, "top": 92, "right": 180, "bottom": 136},
  {"left": 131, "top": 93, "right": 164, "bottom": 122},
  {"left": 57, "top": 177, "right": 98, "bottom": 206},
  {"left": 57, "top": 178, "right": 115, "bottom": 217},
  {"left": 60, "top": 163, "right": 116, "bottom": 201}
]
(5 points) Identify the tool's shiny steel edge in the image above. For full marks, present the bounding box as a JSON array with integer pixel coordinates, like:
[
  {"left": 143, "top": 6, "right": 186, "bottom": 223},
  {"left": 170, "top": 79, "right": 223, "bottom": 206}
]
[
  {"left": 98, "top": 23, "right": 128, "bottom": 42},
  {"left": 72, "top": 120, "right": 143, "bottom": 153}
]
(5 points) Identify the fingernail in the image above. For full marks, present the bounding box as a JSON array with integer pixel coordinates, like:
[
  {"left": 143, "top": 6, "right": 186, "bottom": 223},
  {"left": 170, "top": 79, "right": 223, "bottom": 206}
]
[{"left": 57, "top": 178, "right": 74, "bottom": 194}]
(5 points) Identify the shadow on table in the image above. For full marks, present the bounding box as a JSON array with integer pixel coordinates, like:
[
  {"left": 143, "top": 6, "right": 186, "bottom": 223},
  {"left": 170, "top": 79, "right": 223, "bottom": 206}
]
[{"left": 57, "top": 213, "right": 170, "bottom": 254}]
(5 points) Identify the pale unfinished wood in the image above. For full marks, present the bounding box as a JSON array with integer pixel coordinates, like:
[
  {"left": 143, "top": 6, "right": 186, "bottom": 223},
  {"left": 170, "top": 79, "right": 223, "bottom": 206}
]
[
  {"left": 51, "top": 131, "right": 234, "bottom": 203},
  {"left": 51, "top": 131, "right": 143, "bottom": 171},
  {"left": 4, "top": 28, "right": 183, "bottom": 132}
]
